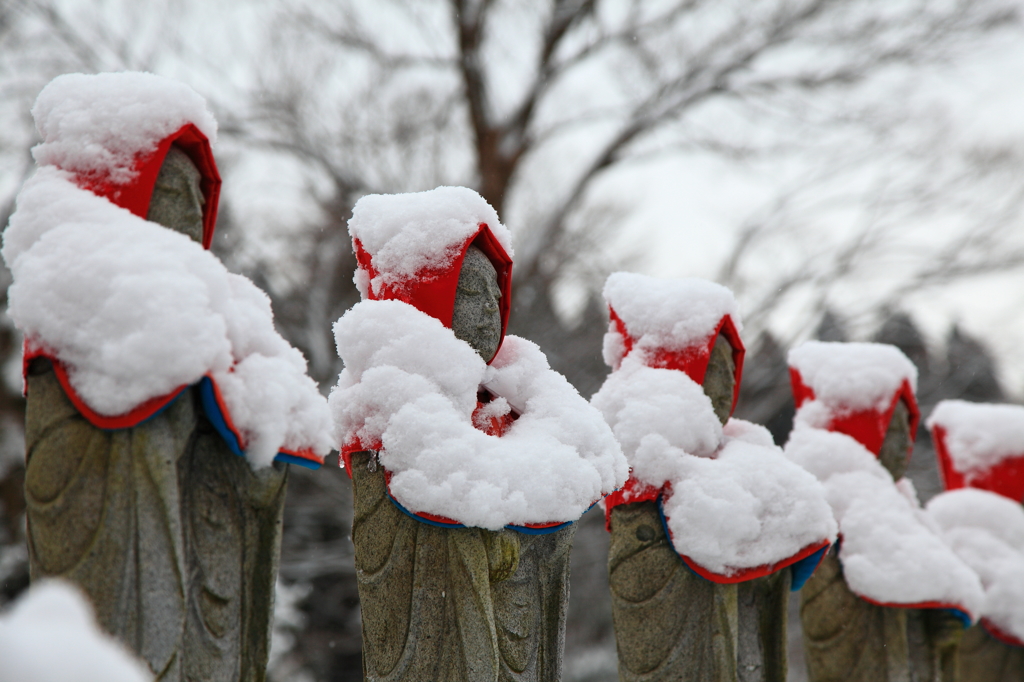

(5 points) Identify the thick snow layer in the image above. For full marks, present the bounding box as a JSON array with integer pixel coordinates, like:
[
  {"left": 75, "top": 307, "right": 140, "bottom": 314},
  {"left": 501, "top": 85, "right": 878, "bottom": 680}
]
[
  {"left": 32, "top": 72, "right": 216, "bottom": 186},
  {"left": 330, "top": 299, "right": 627, "bottom": 529},
  {"left": 591, "top": 357, "right": 722, "bottom": 485},
  {"left": 602, "top": 273, "right": 740, "bottom": 367},
  {"left": 785, "top": 422, "right": 984, "bottom": 614},
  {"left": 3, "top": 168, "right": 332, "bottom": 468},
  {"left": 789, "top": 341, "right": 917, "bottom": 413},
  {"left": 928, "top": 488, "right": 1024, "bottom": 642},
  {"left": 592, "top": 357, "right": 836, "bottom": 574},
  {"left": 927, "top": 400, "right": 1024, "bottom": 475},
  {"left": 348, "top": 187, "right": 512, "bottom": 295},
  {"left": 0, "top": 580, "right": 152, "bottom": 682}
]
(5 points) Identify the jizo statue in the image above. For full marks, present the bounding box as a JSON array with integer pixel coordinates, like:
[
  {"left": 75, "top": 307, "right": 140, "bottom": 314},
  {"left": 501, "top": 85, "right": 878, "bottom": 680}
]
[
  {"left": 928, "top": 400, "right": 1024, "bottom": 682},
  {"left": 8, "top": 72, "right": 332, "bottom": 681},
  {"left": 593, "top": 273, "right": 836, "bottom": 682},
  {"left": 332, "top": 188, "right": 625, "bottom": 682},
  {"left": 787, "top": 341, "right": 981, "bottom": 682}
]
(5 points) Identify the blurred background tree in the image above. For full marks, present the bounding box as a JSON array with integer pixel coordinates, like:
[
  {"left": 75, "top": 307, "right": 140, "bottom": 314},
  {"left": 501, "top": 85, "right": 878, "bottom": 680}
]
[{"left": 2, "top": 1, "right": 1024, "bottom": 680}]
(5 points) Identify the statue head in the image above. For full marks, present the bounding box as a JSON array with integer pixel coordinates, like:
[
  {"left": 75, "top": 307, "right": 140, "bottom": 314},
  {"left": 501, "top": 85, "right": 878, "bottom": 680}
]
[
  {"left": 146, "top": 146, "right": 205, "bottom": 244},
  {"left": 878, "top": 399, "right": 912, "bottom": 481},
  {"left": 452, "top": 245, "right": 502, "bottom": 362},
  {"left": 702, "top": 334, "right": 736, "bottom": 426}
]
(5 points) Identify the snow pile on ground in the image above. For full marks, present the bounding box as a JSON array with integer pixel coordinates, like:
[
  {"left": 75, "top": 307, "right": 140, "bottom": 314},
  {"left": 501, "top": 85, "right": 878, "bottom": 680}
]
[
  {"left": 4, "top": 168, "right": 332, "bottom": 469},
  {"left": 0, "top": 580, "right": 152, "bottom": 682},
  {"left": 592, "top": 354, "right": 836, "bottom": 575},
  {"left": 785, "top": 420, "right": 983, "bottom": 615},
  {"left": 348, "top": 187, "right": 511, "bottom": 296},
  {"left": 330, "top": 299, "right": 627, "bottom": 529},
  {"left": 602, "top": 273, "right": 739, "bottom": 368},
  {"left": 928, "top": 488, "right": 1024, "bottom": 643},
  {"left": 31, "top": 72, "right": 216, "bottom": 187},
  {"left": 789, "top": 341, "right": 917, "bottom": 415},
  {"left": 927, "top": 400, "right": 1024, "bottom": 476}
]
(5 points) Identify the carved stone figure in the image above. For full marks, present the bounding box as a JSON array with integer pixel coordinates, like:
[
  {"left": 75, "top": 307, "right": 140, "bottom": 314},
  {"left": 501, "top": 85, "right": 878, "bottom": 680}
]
[
  {"left": 926, "top": 400, "right": 1024, "bottom": 682},
  {"left": 788, "top": 342, "right": 979, "bottom": 682},
  {"left": 348, "top": 245, "right": 523, "bottom": 681},
  {"left": 10, "top": 72, "right": 333, "bottom": 681},
  {"left": 607, "top": 336, "right": 740, "bottom": 682},
  {"left": 596, "top": 275, "right": 835, "bottom": 682},
  {"left": 336, "top": 191, "right": 624, "bottom": 682},
  {"left": 800, "top": 403, "right": 915, "bottom": 682}
]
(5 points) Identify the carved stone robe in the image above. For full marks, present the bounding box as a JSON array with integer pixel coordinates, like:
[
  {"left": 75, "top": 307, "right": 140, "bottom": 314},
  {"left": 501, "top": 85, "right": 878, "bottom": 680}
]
[
  {"left": 608, "top": 501, "right": 738, "bottom": 682},
  {"left": 24, "top": 360, "right": 286, "bottom": 681}
]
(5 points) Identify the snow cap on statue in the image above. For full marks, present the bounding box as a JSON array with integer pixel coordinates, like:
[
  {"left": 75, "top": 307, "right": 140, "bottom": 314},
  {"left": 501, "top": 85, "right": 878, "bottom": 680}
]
[
  {"left": 789, "top": 341, "right": 920, "bottom": 456},
  {"left": 348, "top": 186, "right": 513, "bottom": 359},
  {"left": 602, "top": 272, "right": 745, "bottom": 411},
  {"left": 29, "top": 72, "right": 221, "bottom": 249},
  {"left": 928, "top": 400, "right": 1024, "bottom": 503}
]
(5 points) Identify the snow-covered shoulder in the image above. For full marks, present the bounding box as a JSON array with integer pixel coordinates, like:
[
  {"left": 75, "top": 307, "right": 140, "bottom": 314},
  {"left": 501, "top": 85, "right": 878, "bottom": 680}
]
[
  {"left": 927, "top": 488, "right": 1024, "bottom": 644},
  {"left": 602, "top": 273, "right": 739, "bottom": 364},
  {"left": 788, "top": 341, "right": 917, "bottom": 413},
  {"left": 663, "top": 418, "right": 836, "bottom": 575},
  {"left": 590, "top": 358, "right": 722, "bottom": 487},
  {"left": 348, "top": 186, "right": 511, "bottom": 294},
  {"left": 31, "top": 72, "right": 216, "bottom": 186},
  {"left": 0, "top": 580, "right": 152, "bottom": 682},
  {"left": 927, "top": 400, "right": 1024, "bottom": 476},
  {"left": 330, "top": 299, "right": 627, "bottom": 530},
  {"left": 3, "top": 169, "right": 332, "bottom": 469},
  {"left": 784, "top": 421, "right": 983, "bottom": 616}
]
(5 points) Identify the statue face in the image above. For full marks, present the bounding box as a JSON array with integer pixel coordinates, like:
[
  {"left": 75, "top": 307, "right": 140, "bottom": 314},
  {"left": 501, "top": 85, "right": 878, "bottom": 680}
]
[
  {"left": 146, "top": 146, "right": 205, "bottom": 244},
  {"left": 702, "top": 334, "right": 735, "bottom": 426},
  {"left": 878, "top": 399, "right": 912, "bottom": 481},
  {"left": 452, "top": 245, "right": 502, "bottom": 361}
]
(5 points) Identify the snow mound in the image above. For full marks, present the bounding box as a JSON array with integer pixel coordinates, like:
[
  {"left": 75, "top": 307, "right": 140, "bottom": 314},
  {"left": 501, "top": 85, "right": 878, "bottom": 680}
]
[
  {"left": 789, "top": 341, "right": 917, "bottom": 413},
  {"left": 928, "top": 488, "right": 1024, "bottom": 643},
  {"left": 0, "top": 580, "right": 152, "bottom": 682},
  {"left": 927, "top": 400, "right": 1024, "bottom": 475},
  {"left": 3, "top": 167, "right": 332, "bottom": 469},
  {"left": 32, "top": 72, "right": 216, "bottom": 186},
  {"left": 602, "top": 272, "right": 740, "bottom": 367},
  {"left": 785, "top": 422, "right": 983, "bottom": 615},
  {"left": 330, "top": 299, "right": 627, "bottom": 529},
  {"left": 592, "top": 356, "right": 835, "bottom": 574},
  {"left": 349, "top": 186, "right": 512, "bottom": 296}
]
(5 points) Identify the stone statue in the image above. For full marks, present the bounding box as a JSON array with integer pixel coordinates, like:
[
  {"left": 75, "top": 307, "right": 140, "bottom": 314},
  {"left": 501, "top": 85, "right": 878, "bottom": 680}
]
[
  {"left": 607, "top": 336, "right": 741, "bottom": 682},
  {"left": 349, "top": 247, "right": 523, "bottom": 681},
  {"left": 801, "top": 401, "right": 966, "bottom": 682},
  {"left": 349, "top": 246, "right": 580, "bottom": 682},
  {"left": 10, "top": 73, "right": 330, "bottom": 681},
  {"left": 336, "top": 189, "right": 625, "bottom": 682},
  {"left": 597, "top": 274, "right": 835, "bottom": 682},
  {"left": 925, "top": 400, "right": 1024, "bottom": 682},
  {"left": 24, "top": 141, "right": 287, "bottom": 681}
]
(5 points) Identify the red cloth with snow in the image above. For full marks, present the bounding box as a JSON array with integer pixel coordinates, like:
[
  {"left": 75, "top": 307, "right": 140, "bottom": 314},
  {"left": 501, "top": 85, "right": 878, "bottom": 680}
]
[
  {"left": 594, "top": 273, "right": 835, "bottom": 585},
  {"left": 927, "top": 401, "right": 1024, "bottom": 646},
  {"left": 785, "top": 341, "right": 983, "bottom": 621},
  {"left": 9, "top": 73, "right": 329, "bottom": 469},
  {"left": 335, "top": 189, "right": 625, "bottom": 532}
]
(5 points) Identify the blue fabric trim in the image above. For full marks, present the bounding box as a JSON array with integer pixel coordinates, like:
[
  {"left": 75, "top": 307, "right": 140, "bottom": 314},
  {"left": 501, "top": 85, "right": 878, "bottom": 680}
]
[
  {"left": 790, "top": 545, "right": 829, "bottom": 591},
  {"left": 945, "top": 608, "right": 972, "bottom": 629},
  {"left": 389, "top": 494, "right": 466, "bottom": 529},
  {"left": 197, "top": 376, "right": 316, "bottom": 468},
  {"left": 199, "top": 377, "right": 245, "bottom": 457},
  {"left": 507, "top": 520, "right": 575, "bottom": 535},
  {"left": 657, "top": 495, "right": 708, "bottom": 581},
  {"left": 275, "top": 453, "right": 322, "bottom": 470}
]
